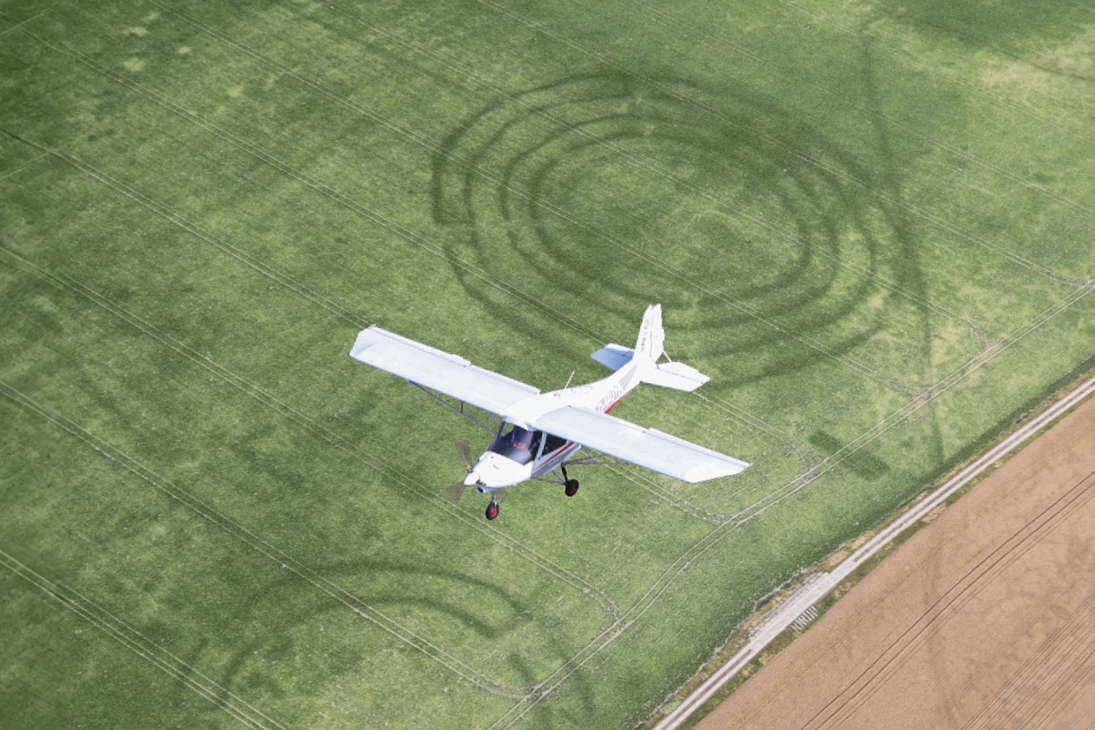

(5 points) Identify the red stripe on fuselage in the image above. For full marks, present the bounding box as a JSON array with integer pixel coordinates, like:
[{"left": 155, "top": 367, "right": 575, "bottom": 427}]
[{"left": 604, "top": 392, "right": 628, "bottom": 414}]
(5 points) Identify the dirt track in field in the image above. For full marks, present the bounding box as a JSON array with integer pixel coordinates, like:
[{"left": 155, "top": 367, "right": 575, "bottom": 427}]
[{"left": 698, "top": 395, "right": 1095, "bottom": 730}]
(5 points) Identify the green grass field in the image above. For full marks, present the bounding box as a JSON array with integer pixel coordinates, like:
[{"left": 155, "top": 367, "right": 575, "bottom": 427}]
[{"left": 3, "top": 0, "right": 1095, "bottom": 727}]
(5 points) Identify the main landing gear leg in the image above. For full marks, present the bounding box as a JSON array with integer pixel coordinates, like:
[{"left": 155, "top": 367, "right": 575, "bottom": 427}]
[
  {"left": 562, "top": 465, "right": 580, "bottom": 497},
  {"left": 485, "top": 499, "right": 500, "bottom": 520}
]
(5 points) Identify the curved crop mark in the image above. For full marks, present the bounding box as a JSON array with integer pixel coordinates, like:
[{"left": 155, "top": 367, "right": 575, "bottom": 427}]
[
  {"left": 206, "top": 557, "right": 540, "bottom": 699},
  {"left": 430, "top": 72, "right": 978, "bottom": 395}
]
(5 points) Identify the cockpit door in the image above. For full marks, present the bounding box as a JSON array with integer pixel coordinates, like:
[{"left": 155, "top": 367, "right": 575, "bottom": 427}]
[{"left": 529, "top": 430, "right": 545, "bottom": 461}]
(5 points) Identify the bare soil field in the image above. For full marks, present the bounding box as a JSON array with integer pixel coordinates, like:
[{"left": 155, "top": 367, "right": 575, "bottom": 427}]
[{"left": 698, "top": 395, "right": 1095, "bottom": 730}]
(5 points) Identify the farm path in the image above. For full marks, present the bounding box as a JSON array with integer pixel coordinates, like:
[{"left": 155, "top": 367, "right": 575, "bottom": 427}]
[{"left": 697, "top": 386, "right": 1095, "bottom": 729}]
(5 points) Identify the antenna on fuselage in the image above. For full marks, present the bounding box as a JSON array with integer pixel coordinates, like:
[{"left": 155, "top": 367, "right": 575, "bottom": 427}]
[{"left": 563, "top": 370, "right": 576, "bottom": 389}]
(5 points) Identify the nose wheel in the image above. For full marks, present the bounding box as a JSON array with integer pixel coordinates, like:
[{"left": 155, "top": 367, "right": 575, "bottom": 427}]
[
  {"left": 562, "top": 465, "right": 579, "bottom": 497},
  {"left": 485, "top": 499, "right": 500, "bottom": 520}
]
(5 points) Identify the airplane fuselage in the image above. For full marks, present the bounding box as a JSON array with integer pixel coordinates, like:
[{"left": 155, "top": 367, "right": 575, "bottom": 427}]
[{"left": 466, "top": 353, "right": 648, "bottom": 491}]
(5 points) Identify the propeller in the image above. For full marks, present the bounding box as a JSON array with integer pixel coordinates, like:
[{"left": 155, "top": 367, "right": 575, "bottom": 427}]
[
  {"left": 445, "top": 439, "right": 475, "bottom": 503},
  {"left": 454, "top": 438, "right": 473, "bottom": 470},
  {"left": 444, "top": 481, "right": 468, "bottom": 503}
]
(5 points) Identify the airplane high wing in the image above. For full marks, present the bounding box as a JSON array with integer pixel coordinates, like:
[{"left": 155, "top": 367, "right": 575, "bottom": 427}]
[
  {"left": 350, "top": 326, "right": 540, "bottom": 415},
  {"left": 350, "top": 305, "right": 750, "bottom": 520},
  {"left": 530, "top": 406, "right": 750, "bottom": 483}
]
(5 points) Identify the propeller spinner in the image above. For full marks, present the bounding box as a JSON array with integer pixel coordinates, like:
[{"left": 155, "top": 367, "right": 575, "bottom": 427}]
[{"left": 445, "top": 438, "right": 507, "bottom": 519}]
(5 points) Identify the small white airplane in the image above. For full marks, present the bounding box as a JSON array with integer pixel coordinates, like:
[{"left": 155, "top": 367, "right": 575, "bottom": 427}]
[{"left": 349, "top": 305, "right": 749, "bottom": 520}]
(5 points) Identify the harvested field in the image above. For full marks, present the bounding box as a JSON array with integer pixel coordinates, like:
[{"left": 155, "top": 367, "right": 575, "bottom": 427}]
[{"left": 698, "top": 393, "right": 1095, "bottom": 729}]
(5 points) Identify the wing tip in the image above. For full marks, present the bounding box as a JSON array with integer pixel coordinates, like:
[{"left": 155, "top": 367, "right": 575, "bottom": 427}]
[{"left": 683, "top": 459, "right": 751, "bottom": 483}]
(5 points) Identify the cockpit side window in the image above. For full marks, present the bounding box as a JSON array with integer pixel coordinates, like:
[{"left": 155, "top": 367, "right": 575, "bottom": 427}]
[
  {"left": 543, "top": 433, "right": 567, "bottom": 455},
  {"left": 488, "top": 423, "right": 537, "bottom": 465}
]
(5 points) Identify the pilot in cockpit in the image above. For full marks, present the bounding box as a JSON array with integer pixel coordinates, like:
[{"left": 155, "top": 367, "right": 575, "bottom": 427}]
[{"left": 488, "top": 423, "right": 543, "bottom": 465}]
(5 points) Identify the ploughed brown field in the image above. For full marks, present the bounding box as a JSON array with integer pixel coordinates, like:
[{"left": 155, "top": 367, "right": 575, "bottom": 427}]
[{"left": 699, "top": 395, "right": 1095, "bottom": 730}]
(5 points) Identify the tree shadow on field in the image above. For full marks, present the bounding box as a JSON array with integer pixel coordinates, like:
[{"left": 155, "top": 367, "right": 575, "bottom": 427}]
[
  {"left": 857, "top": 23, "right": 947, "bottom": 468},
  {"left": 874, "top": 0, "right": 1094, "bottom": 49},
  {"left": 874, "top": 0, "right": 1095, "bottom": 90},
  {"left": 430, "top": 70, "right": 943, "bottom": 395}
]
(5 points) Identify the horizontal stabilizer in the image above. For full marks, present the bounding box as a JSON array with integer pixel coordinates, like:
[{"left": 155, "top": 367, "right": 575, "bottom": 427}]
[
  {"left": 641, "top": 361, "right": 710, "bottom": 392},
  {"left": 591, "top": 343, "right": 635, "bottom": 371}
]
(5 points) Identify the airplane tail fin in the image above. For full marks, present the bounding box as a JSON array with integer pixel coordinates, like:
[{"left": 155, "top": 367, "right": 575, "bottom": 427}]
[
  {"left": 635, "top": 304, "right": 711, "bottom": 392},
  {"left": 635, "top": 304, "right": 665, "bottom": 362}
]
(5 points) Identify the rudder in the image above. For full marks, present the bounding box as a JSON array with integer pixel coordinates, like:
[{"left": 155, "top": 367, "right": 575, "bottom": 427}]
[{"left": 635, "top": 304, "right": 665, "bottom": 362}]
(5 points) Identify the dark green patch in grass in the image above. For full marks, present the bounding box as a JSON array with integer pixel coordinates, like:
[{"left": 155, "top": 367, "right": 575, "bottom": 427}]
[
  {"left": 808, "top": 430, "right": 891, "bottom": 479},
  {"left": 876, "top": 0, "right": 1095, "bottom": 48}
]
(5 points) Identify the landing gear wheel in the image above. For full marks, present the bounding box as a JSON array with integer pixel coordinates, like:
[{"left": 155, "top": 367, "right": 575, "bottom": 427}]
[
  {"left": 564, "top": 479, "right": 580, "bottom": 497},
  {"left": 485, "top": 501, "right": 500, "bottom": 520}
]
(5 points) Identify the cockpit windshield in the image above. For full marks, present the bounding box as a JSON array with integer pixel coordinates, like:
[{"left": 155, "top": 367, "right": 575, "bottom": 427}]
[{"left": 488, "top": 423, "right": 542, "bottom": 465}]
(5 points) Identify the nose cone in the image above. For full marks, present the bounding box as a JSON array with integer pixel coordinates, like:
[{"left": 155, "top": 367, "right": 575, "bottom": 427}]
[
  {"left": 471, "top": 452, "right": 532, "bottom": 488},
  {"left": 463, "top": 471, "right": 479, "bottom": 487}
]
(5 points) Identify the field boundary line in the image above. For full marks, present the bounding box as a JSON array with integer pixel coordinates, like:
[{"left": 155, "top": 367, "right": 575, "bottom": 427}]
[
  {"left": 472, "top": 0, "right": 1079, "bottom": 290},
  {"left": 151, "top": 1, "right": 965, "bottom": 394},
  {"left": 0, "top": 3, "right": 58, "bottom": 38},
  {"left": 0, "top": 245, "right": 622, "bottom": 638},
  {"left": 0, "top": 379, "right": 532, "bottom": 699},
  {"left": 604, "top": 466, "right": 722, "bottom": 524},
  {"left": 0, "top": 150, "right": 48, "bottom": 181},
  {"left": 653, "top": 369, "right": 1095, "bottom": 730},
  {"left": 0, "top": 548, "right": 285, "bottom": 730}
]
